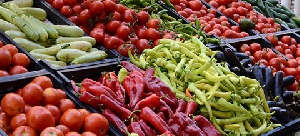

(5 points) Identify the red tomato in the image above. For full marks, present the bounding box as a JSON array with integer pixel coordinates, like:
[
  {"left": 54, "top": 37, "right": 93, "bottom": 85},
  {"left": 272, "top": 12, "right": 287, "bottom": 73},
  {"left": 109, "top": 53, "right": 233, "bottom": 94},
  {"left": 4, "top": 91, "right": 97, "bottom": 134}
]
[
  {"left": 291, "top": 38, "right": 297, "bottom": 45},
  {"left": 281, "top": 35, "right": 292, "bottom": 45},
  {"left": 275, "top": 46, "right": 284, "bottom": 54},
  {"left": 40, "top": 127, "right": 63, "bottom": 136},
  {"left": 258, "top": 59, "right": 269, "bottom": 66},
  {"left": 135, "top": 28, "right": 146, "bottom": 39},
  {"left": 253, "top": 50, "right": 266, "bottom": 62},
  {"left": 116, "top": 43, "right": 137, "bottom": 57},
  {"left": 63, "top": 0, "right": 76, "bottom": 7},
  {"left": 12, "top": 53, "right": 30, "bottom": 68},
  {"left": 60, "top": 5, "right": 73, "bottom": 17},
  {"left": 145, "top": 28, "right": 161, "bottom": 41},
  {"left": 90, "top": 1, "right": 104, "bottom": 15},
  {"left": 136, "top": 11, "right": 150, "bottom": 25},
  {"left": 105, "top": 21, "right": 120, "bottom": 35},
  {"left": 287, "top": 81, "right": 298, "bottom": 91},
  {"left": 136, "top": 39, "right": 152, "bottom": 53},
  {"left": 58, "top": 99, "right": 75, "bottom": 114},
  {"left": 287, "top": 59, "right": 298, "bottom": 68},
  {"left": 43, "top": 88, "right": 60, "bottom": 106},
  {"left": 72, "top": 4, "right": 82, "bottom": 15},
  {"left": 56, "top": 125, "right": 70, "bottom": 135},
  {"left": 285, "top": 67, "right": 298, "bottom": 77},
  {"left": 290, "top": 44, "right": 297, "bottom": 54},
  {"left": 0, "top": 70, "right": 9, "bottom": 77},
  {"left": 265, "top": 51, "right": 277, "bottom": 61},
  {"left": 103, "top": 0, "right": 116, "bottom": 13},
  {"left": 269, "top": 58, "right": 281, "bottom": 70},
  {"left": 90, "top": 28, "right": 105, "bottom": 43},
  {"left": 84, "top": 0, "right": 93, "bottom": 9},
  {"left": 26, "top": 106, "right": 55, "bottom": 132},
  {"left": 189, "top": 0, "right": 202, "bottom": 11},
  {"left": 237, "top": 7, "right": 248, "bottom": 16},
  {"left": 45, "top": 105, "right": 61, "bottom": 125},
  {"left": 170, "top": 0, "right": 180, "bottom": 5},
  {"left": 52, "top": 0, "right": 64, "bottom": 10},
  {"left": 104, "top": 36, "right": 122, "bottom": 49},
  {"left": 0, "top": 49, "right": 12, "bottom": 68},
  {"left": 60, "top": 109, "right": 84, "bottom": 131},
  {"left": 285, "top": 49, "right": 293, "bottom": 55},
  {"left": 32, "top": 76, "right": 53, "bottom": 90},
  {"left": 295, "top": 49, "right": 300, "bottom": 57},
  {"left": 21, "top": 83, "right": 43, "bottom": 106},
  {"left": 146, "top": 19, "right": 161, "bottom": 29},
  {"left": 266, "top": 33, "right": 278, "bottom": 46},
  {"left": 209, "top": 1, "right": 219, "bottom": 8},
  {"left": 83, "top": 113, "right": 109, "bottom": 136},
  {"left": 115, "top": 4, "right": 128, "bottom": 14},
  {"left": 68, "top": 16, "right": 79, "bottom": 25},
  {"left": 249, "top": 43, "right": 261, "bottom": 54},
  {"left": 122, "top": 10, "right": 137, "bottom": 24},
  {"left": 12, "top": 126, "right": 37, "bottom": 136},
  {"left": 286, "top": 54, "right": 294, "bottom": 59},
  {"left": 78, "top": 9, "right": 92, "bottom": 26},
  {"left": 10, "top": 113, "right": 26, "bottom": 130},
  {"left": 219, "top": 0, "right": 231, "bottom": 5},
  {"left": 80, "top": 25, "right": 91, "bottom": 34},
  {"left": 115, "top": 25, "right": 131, "bottom": 40}
]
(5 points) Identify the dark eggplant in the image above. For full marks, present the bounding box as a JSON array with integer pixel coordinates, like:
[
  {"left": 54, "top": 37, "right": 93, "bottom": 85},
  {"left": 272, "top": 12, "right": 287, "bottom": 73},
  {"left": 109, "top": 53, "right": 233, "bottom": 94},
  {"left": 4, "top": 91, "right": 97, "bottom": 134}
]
[
  {"left": 271, "top": 116, "right": 284, "bottom": 124},
  {"left": 278, "top": 109, "right": 290, "bottom": 123},
  {"left": 252, "top": 66, "right": 269, "bottom": 99},
  {"left": 291, "top": 102, "right": 300, "bottom": 113},
  {"left": 234, "top": 52, "right": 249, "bottom": 60},
  {"left": 282, "top": 76, "right": 296, "bottom": 88},
  {"left": 264, "top": 67, "right": 274, "bottom": 100},
  {"left": 245, "top": 68, "right": 254, "bottom": 78},
  {"left": 215, "top": 52, "right": 226, "bottom": 62},
  {"left": 240, "top": 58, "right": 252, "bottom": 68},
  {"left": 223, "top": 48, "right": 248, "bottom": 76},
  {"left": 230, "top": 67, "right": 240, "bottom": 75},
  {"left": 267, "top": 101, "right": 292, "bottom": 110},
  {"left": 282, "top": 91, "right": 294, "bottom": 104},
  {"left": 206, "top": 43, "right": 222, "bottom": 51},
  {"left": 269, "top": 107, "right": 281, "bottom": 114},
  {"left": 273, "top": 71, "right": 284, "bottom": 102}
]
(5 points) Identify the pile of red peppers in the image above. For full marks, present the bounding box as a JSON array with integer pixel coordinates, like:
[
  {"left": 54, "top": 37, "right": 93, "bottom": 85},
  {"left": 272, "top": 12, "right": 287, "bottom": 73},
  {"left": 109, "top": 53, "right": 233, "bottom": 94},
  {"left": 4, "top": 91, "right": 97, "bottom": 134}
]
[{"left": 72, "top": 61, "right": 221, "bottom": 136}]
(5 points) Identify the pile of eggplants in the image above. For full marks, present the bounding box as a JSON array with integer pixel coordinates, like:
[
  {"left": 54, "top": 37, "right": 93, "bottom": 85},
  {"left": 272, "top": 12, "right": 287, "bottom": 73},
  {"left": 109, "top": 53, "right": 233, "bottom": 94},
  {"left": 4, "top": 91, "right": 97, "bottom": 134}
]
[{"left": 215, "top": 47, "right": 300, "bottom": 125}]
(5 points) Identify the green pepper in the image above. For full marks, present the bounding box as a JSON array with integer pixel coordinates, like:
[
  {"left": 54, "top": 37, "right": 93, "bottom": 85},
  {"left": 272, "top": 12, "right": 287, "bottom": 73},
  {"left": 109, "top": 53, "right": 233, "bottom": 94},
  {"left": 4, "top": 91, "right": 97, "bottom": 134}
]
[{"left": 217, "top": 98, "right": 251, "bottom": 116}]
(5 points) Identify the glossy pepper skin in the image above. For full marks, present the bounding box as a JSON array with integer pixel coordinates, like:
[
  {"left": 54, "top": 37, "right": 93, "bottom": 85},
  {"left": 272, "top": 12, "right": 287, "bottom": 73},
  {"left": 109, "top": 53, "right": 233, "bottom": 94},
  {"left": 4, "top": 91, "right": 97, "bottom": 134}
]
[
  {"left": 128, "top": 122, "right": 146, "bottom": 136},
  {"left": 81, "top": 78, "right": 102, "bottom": 88},
  {"left": 102, "top": 109, "right": 128, "bottom": 135},
  {"left": 159, "top": 99, "right": 173, "bottom": 117},
  {"left": 185, "top": 101, "right": 198, "bottom": 116},
  {"left": 140, "top": 107, "right": 171, "bottom": 134},
  {"left": 79, "top": 91, "right": 100, "bottom": 108},
  {"left": 98, "top": 94, "right": 132, "bottom": 121},
  {"left": 175, "top": 99, "right": 187, "bottom": 113},
  {"left": 133, "top": 94, "right": 160, "bottom": 111},
  {"left": 98, "top": 72, "right": 126, "bottom": 104},
  {"left": 138, "top": 119, "right": 157, "bottom": 136},
  {"left": 71, "top": 80, "right": 80, "bottom": 93},
  {"left": 123, "top": 71, "right": 145, "bottom": 108},
  {"left": 168, "top": 112, "right": 205, "bottom": 136},
  {"left": 122, "top": 61, "right": 145, "bottom": 75},
  {"left": 144, "top": 68, "right": 178, "bottom": 108},
  {"left": 194, "top": 115, "right": 221, "bottom": 136}
]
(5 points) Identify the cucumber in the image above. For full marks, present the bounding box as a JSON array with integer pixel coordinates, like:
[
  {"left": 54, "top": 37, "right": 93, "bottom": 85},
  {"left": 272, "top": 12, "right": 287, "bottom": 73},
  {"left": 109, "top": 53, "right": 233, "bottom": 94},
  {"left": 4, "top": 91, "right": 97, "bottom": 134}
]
[
  {"left": 265, "top": 5, "right": 274, "bottom": 18},
  {"left": 5, "top": 30, "right": 27, "bottom": 39},
  {"left": 45, "top": 60, "right": 67, "bottom": 67},
  {"left": 0, "top": 19, "right": 21, "bottom": 32},
  {"left": 274, "top": 12, "right": 289, "bottom": 21},
  {"left": 30, "top": 43, "right": 70, "bottom": 56},
  {"left": 51, "top": 25, "right": 84, "bottom": 37},
  {"left": 281, "top": 5, "right": 296, "bottom": 17},
  {"left": 20, "top": 7, "right": 47, "bottom": 21},
  {"left": 87, "top": 48, "right": 99, "bottom": 52},
  {"left": 288, "top": 18, "right": 298, "bottom": 27},
  {"left": 272, "top": 7, "right": 295, "bottom": 17},
  {"left": 71, "top": 51, "right": 107, "bottom": 64},
  {"left": 287, "top": 23, "right": 297, "bottom": 29},
  {"left": 4, "top": 0, "right": 34, "bottom": 8},
  {"left": 266, "top": 0, "right": 279, "bottom": 5},
  {"left": 274, "top": 18, "right": 289, "bottom": 28},
  {"left": 21, "top": 14, "right": 48, "bottom": 42},
  {"left": 292, "top": 17, "right": 300, "bottom": 26},
  {"left": 13, "top": 38, "right": 45, "bottom": 51},
  {"left": 56, "top": 49, "right": 87, "bottom": 63},
  {"left": 29, "top": 16, "right": 58, "bottom": 39},
  {"left": 55, "top": 36, "right": 96, "bottom": 46},
  {"left": 65, "top": 41, "right": 92, "bottom": 51},
  {"left": 30, "top": 53, "right": 56, "bottom": 61}
]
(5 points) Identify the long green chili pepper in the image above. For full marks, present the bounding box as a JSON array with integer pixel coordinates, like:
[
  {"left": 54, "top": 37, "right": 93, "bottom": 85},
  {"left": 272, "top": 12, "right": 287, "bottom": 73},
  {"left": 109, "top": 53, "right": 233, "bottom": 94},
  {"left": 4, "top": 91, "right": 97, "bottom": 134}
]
[
  {"left": 216, "top": 116, "right": 251, "bottom": 125},
  {"left": 217, "top": 98, "right": 251, "bottom": 116}
]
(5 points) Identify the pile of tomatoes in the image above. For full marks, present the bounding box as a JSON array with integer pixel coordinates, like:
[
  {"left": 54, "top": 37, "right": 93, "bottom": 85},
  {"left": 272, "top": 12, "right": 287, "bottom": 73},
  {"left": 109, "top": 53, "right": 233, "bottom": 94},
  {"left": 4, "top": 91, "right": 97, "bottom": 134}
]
[
  {"left": 47, "top": 0, "right": 175, "bottom": 57},
  {"left": 0, "top": 40, "right": 30, "bottom": 77},
  {"left": 0, "top": 76, "right": 109, "bottom": 136},
  {"left": 170, "top": 0, "right": 249, "bottom": 38},
  {"left": 207, "top": 0, "right": 281, "bottom": 34}
]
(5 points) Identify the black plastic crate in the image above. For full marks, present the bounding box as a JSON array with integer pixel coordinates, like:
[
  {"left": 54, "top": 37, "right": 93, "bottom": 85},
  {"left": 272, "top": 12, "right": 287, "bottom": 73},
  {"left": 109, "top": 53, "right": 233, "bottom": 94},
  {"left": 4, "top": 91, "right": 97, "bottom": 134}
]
[
  {"left": 0, "top": 30, "right": 43, "bottom": 75},
  {"left": 262, "top": 118, "right": 300, "bottom": 136},
  {"left": 0, "top": 69, "right": 121, "bottom": 136},
  {"left": 227, "top": 34, "right": 273, "bottom": 51}
]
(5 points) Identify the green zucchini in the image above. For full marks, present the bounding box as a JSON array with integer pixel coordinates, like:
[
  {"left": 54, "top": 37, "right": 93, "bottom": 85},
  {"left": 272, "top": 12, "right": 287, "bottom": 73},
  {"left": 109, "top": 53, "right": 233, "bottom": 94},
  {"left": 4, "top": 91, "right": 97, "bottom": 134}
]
[
  {"left": 54, "top": 36, "right": 96, "bottom": 46},
  {"left": 56, "top": 49, "right": 87, "bottom": 63},
  {"left": 5, "top": 30, "right": 27, "bottom": 39},
  {"left": 45, "top": 60, "right": 67, "bottom": 67},
  {"left": 51, "top": 25, "right": 84, "bottom": 37},
  {"left": 30, "top": 43, "right": 70, "bottom": 56},
  {"left": 29, "top": 16, "right": 59, "bottom": 39},
  {"left": 4, "top": 0, "right": 34, "bottom": 8},
  {"left": 21, "top": 7, "right": 47, "bottom": 21},
  {"left": 21, "top": 14, "right": 48, "bottom": 42},
  {"left": 65, "top": 41, "right": 92, "bottom": 51},
  {"left": 11, "top": 15, "right": 39, "bottom": 41},
  {"left": 0, "top": 19, "right": 21, "bottom": 32},
  {"left": 71, "top": 51, "right": 107, "bottom": 64},
  {"left": 30, "top": 53, "right": 56, "bottom": 61},
  {"left": 0, "top": 5, "right": 17, "bottom": 23},
  {"left": 13, "top": 38, "right": 45, "bottom": 51}
]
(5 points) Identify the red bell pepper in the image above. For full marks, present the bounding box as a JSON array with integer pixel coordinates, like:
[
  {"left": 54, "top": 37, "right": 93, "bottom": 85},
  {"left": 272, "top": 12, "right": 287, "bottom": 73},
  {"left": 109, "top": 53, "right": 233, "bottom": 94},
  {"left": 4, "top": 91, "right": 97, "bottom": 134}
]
[
  {"left": 121, "top": 61, "right": 145, "bottom": 75},
  {"left": 123, "top": 71, "right": 145, "bottom": 108},
  {"left": 102, "top": 109, "right": 128, "bottom": 135},
  {"left": 194, "top": 115, "right": 221, "bottom": 136},
  {"left": 98, "top": 72, "right": 126, "bottom": 103},
  {"left": 79, "top": 91, "right": 100, "bottom": 108},
  {"left": 128, "top": 122, "right": 146, "bottom": 136},
  {"left": 81, "top": 78, "right": 102, "bottom": 88},
  {"left": 140, "top": 107, "right": 171, "bottom": 134},
  {"left": 133, "top": 94, "right": 160, "bottom": 111}
]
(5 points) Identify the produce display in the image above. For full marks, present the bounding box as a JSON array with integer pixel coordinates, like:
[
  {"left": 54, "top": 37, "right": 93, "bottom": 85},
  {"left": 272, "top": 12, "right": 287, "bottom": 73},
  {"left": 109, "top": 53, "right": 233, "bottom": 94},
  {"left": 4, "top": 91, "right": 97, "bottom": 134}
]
[
  {"left": 242, "top": 0, "right": 300, "bottom": 29},
  {"left": 0, "top": 1, "right": 108, "bottom": 67},
  {"left": 0, "top": 39, "right": 31, "bottom": 76},
  {"left": 0, "top": 75, "right": 109, "bottom": 136},
  {"left": 2, "top": 0, "right": 300, "bottom": 135}
]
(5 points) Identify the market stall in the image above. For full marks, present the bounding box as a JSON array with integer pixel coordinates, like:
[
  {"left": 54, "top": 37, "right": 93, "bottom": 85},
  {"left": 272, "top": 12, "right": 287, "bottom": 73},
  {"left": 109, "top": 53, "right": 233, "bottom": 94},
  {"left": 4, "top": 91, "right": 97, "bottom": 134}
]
[{"left": 0, "top": 0, "right": 300, "bottom": 135}]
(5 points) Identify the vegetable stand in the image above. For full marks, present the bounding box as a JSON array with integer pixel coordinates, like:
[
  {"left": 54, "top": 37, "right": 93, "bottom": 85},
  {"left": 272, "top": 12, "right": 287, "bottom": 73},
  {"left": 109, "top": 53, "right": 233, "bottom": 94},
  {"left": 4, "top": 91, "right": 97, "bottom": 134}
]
[{"left": 1, "top": 0, "right": 300, "bottom": 135}]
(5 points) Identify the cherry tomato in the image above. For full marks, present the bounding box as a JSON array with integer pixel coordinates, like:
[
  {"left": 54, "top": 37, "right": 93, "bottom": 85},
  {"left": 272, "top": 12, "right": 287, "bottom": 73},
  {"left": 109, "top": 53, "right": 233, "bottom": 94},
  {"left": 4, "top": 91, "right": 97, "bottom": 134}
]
[
  {"left": 209, "top": 0, "right": 219, "bottom": 8},
  {"left": 281, "top": 35, "right": 292, "bottom": 45},
  {"left": 189, "top": 0, "right": 202, "bottom": 11},
  {"left": 249, "top": 43, "right": 261, "bottom": 54},
  {"left": 129, "top": 35, "right": 139, "bottom": 45},
  {"left": 115, "top": 25, "right": 131, "bottom": 40},
  {"left": 83, "top": 113, "right": 108, "bottom": 136},
  {"left": 111, "top": 11, "right": 121, "bottom": 21},
  {"left": 78, "top": 9, "right": 92, "bottom": 26},
  {"left": 115, "top": 4, "right": 128, "bottom": 14},
  {"left": 40, "top": 127, "right": 63, "bottom": 136},
  {"left": 84, "top": 0, "right": 93, "bottom": 9},
  {"left": 116, "top": 43, "right": 137, "bottom": 57},
  {"left": 103, "top": 0, "right": 116, "bottom": 13},
  {"left": 52, "top": 0, "right": 64, "bottom": 10},
  {"left": 266, "top": 33, "right": 278, "bottom": 46},
  {"left": 104, "top": 36, "right": 122, "bottom": 49},
  {"left": 295, "top": 49, "right": 300, "bottom": 57},
  {"left": 145, "top": 28, "right": 161, "bottom": 41},
  {"left": 269, "top": 58, "right": 281, "bottom": 70},
  {"left": 146, "top": 19, "right": 160, "bottom": 29},
  {"left": 26, "top": 106, "right": 55, "bottom": 132},
  {"left": 60, "top": 5, "right": 73, "bottom": 17},
  {"left": 122, "top": 10, "right": 137, "bottom": 24},
  {"left": 68, "top": 16, "right": 79, "bottom": 25},
  {"left": 136, "top": 11, "right": 150, "bottom": 25},
  {"left": 60, "top": 109, "right": 84, "bottom": 131},
  {"left": 90, "top": 1, "right": 104, "bottom": 15},
  {"left": 90, "top": 28, "right": 105, "bottom": 43},
  {"left": 287, "top": 59, "right": 298, "bottom": 68},
  {"left": 253, "top": 50, "right": 267, "bottom": 62},
  {"left": 285, "top": 67, "right": 297, "bottom": 77},
  {"left": 105, "top": 21, "right": 121, "bottom": 34},
  {"left": 290, "top": 44, "right": 297, "bottom": 54},
  {"left": 80, "top": 25, "right": 91, "bottom": 34},
  {"left": 72, "top": 4, "right": 82, "bottom": 15},
  {"left": 136, "top": 39, "right": 152, "bottom": 53},
  {"left": 63, "top": 0, "right": 76, "bottom": 7},
  {"left": 265, "top": 51, "right": 277, "bottom": 61},
  {"left": 170, "top": 0, "right": 180, "bottom": 5}
]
